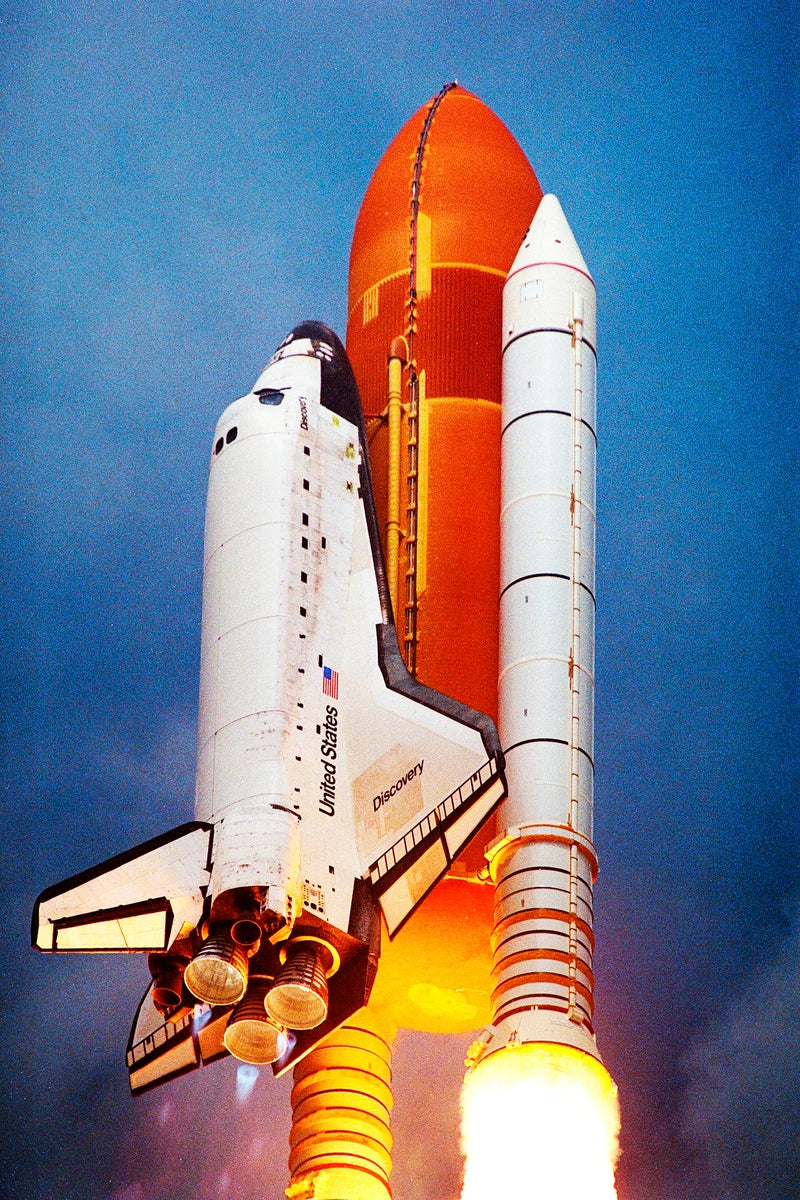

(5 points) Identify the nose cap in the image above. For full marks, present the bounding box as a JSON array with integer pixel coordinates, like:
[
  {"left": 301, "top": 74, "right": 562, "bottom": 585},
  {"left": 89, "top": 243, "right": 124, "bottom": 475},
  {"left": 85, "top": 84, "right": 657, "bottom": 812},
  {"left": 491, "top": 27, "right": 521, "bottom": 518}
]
[{"left": 508, "top": 194, "right": 591, "bottom": 280}]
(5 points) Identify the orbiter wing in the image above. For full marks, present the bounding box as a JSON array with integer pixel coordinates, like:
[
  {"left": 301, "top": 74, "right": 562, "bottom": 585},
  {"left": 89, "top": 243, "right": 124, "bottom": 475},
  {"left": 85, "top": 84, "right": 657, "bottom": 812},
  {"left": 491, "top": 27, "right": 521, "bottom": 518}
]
[
  {"left": 346, "top": 625, "right": 503, "bottom": 937},
  {"left": 32, "top": 823, "right": 212, "bottom": 953}
]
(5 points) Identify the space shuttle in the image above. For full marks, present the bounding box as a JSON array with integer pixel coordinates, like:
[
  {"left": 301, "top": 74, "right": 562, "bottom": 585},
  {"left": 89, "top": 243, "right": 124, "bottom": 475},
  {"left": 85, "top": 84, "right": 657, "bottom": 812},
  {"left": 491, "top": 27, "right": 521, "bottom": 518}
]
[{"left": 32, "top": 322, "right": 505, "bottom": 1094}]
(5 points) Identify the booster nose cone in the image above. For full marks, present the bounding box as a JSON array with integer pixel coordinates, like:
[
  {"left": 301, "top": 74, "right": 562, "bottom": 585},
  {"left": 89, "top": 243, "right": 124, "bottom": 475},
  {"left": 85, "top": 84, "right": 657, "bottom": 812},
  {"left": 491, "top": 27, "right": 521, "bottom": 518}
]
[
  {"left": 503, "top": 192, "right": 597, "bottom": 354},
  {"left": 508, "top": 193, "right": 592, "bottom": 278}
]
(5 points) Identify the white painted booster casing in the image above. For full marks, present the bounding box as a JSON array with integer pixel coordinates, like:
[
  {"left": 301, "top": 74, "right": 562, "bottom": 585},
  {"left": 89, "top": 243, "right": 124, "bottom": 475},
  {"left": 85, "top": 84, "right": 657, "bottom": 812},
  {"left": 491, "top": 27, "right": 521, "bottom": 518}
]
[{"left": 485, "top": 194, "right": 600, "bottom": 1062}]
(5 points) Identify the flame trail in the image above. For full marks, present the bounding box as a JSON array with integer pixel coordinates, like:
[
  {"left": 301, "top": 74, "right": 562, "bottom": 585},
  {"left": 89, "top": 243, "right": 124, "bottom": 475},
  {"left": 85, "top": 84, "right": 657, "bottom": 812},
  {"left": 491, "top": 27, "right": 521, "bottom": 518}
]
[
  {"left": 235, "top": 1064, "right": 260, "bottom": 1104},
  {"left": 460, "top": 1044, "right": 619, "bottom": 1200}
]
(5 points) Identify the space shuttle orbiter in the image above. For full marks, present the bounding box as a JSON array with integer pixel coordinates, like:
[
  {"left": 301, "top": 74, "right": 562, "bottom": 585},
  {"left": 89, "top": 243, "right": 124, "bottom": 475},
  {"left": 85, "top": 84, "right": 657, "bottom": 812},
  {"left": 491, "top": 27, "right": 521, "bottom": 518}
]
[{"left": 32, "top": 322, "right": 505, "bottom": 1093}]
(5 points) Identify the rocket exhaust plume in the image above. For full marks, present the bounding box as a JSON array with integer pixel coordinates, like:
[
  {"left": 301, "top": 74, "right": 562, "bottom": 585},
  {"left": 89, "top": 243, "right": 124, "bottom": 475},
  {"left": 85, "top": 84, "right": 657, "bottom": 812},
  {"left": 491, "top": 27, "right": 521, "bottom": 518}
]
[
  {"left": 460, "top": 195, "right": 620, "bottom": 1195},
  {"left": 461, "top": 1044, "right": 619, "bottom": 1200}
]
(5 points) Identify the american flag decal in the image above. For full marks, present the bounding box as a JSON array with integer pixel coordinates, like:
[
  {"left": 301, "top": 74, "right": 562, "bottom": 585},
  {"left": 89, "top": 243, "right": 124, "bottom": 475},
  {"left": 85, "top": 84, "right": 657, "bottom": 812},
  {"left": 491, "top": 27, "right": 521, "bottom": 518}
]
[{"left": 322, "top": 664, "right": 339, "bottom": 699}]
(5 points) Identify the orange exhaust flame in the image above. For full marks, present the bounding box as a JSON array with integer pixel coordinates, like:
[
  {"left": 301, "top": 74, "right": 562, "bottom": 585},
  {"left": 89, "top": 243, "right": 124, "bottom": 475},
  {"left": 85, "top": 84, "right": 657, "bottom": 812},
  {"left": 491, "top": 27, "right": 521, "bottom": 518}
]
[{"left": 460, "top": 1043, "right": 620, "bottom": 1200}]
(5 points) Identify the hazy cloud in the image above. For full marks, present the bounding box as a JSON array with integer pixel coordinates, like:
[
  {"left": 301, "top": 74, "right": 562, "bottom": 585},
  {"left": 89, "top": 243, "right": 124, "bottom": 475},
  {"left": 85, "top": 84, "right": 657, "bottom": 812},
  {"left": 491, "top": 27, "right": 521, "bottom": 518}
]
[{"left": 681, "top": 904, "right": 800, "bottom": 1198}]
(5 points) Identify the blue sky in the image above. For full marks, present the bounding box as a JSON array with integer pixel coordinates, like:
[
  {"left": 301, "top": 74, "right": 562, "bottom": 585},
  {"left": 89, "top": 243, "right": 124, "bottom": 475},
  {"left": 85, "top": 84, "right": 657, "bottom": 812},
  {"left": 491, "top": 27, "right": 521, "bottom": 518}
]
[{"left": 2, "top": 3, "right": 797, "bottom": 1198}]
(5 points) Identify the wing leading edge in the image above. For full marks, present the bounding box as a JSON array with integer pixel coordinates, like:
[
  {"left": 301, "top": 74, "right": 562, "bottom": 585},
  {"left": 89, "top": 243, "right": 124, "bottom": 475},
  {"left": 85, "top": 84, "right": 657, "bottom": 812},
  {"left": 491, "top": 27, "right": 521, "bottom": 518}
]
[{"left": 350, "top": 621, "right": 505, "bottom": 938}]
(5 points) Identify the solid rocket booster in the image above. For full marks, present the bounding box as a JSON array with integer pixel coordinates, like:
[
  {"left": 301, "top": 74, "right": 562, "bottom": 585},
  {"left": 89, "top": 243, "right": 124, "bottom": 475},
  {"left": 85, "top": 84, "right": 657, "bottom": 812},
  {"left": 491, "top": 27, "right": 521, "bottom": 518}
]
[{"left": 477, "top": 194, "right": 601, "bottom": 1063}]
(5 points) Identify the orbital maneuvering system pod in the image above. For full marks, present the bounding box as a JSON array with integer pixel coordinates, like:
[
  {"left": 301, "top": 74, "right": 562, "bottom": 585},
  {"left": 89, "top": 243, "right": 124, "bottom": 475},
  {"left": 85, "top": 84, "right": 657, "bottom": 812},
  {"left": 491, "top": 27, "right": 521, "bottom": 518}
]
[{"left": 32, "top": 323, "right": 506, "bottom": 1093}]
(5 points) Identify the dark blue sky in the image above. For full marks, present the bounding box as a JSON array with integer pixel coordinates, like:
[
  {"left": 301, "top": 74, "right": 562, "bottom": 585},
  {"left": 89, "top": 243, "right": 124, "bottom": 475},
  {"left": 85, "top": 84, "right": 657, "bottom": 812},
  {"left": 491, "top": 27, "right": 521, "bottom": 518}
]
[{"left": 2, "top": 3, "right": 797, "bottom": 1198}]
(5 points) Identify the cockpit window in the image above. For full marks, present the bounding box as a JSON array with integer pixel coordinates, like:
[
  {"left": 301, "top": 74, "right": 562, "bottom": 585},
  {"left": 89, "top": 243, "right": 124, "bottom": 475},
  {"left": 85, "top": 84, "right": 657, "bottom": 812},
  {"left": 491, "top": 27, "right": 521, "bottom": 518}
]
[{"left": 257, "top": 388, "right": 285, "bottom": 405}]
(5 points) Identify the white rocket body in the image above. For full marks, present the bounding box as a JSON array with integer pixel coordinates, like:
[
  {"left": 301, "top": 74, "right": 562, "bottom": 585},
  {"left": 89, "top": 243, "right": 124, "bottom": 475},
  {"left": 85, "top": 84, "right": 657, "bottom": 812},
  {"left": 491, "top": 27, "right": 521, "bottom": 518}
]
[{"left": 480, "top": 194, "right": 600, "bottom": 1063}]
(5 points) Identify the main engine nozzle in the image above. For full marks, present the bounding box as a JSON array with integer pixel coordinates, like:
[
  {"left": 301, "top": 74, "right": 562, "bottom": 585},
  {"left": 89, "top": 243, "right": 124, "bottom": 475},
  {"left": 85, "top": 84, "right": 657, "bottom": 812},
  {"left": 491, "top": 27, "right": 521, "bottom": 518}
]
[
  {"left": 223, "top": 977, "right": 287, "bottom": 1064},
  {"left": 184, "top": 931, "right": 249, "bottom": 1006},
  {"left": 265, "top": 940, "right": 334, "bottom": 1030}
]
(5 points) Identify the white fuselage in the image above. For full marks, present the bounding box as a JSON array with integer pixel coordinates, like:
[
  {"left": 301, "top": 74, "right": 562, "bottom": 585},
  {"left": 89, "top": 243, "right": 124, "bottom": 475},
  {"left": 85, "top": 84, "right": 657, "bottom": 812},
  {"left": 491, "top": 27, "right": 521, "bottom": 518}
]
[{"left": 195, "top": 343, "right": 363, "bottom": 935}]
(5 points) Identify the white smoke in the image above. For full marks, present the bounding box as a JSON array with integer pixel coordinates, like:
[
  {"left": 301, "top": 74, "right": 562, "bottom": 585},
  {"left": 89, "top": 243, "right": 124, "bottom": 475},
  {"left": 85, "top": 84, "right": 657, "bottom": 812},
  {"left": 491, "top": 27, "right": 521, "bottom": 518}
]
[
  {"left": 236, "top": 1064, "right": 260, "bottom": 1104},
  {"left": 681, "top": 903, "right": 800, "bottom": 1198}
]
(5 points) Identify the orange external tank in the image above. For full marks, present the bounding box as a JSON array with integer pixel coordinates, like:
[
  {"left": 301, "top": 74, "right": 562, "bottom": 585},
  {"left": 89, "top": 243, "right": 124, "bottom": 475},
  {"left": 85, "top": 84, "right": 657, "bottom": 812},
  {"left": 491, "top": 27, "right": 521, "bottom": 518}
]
[{"left": 346, "top": 84, "right": 543, "bottom": 1033}]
